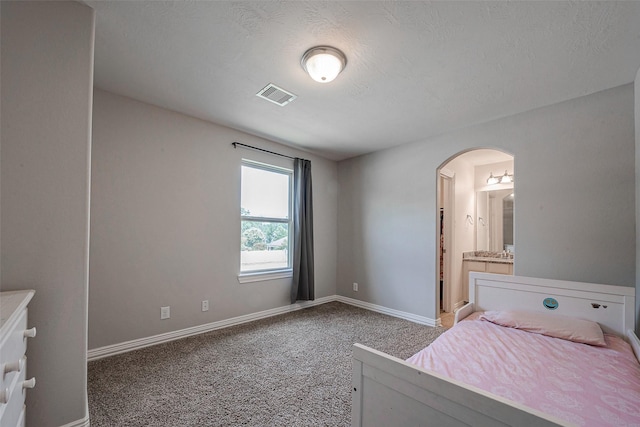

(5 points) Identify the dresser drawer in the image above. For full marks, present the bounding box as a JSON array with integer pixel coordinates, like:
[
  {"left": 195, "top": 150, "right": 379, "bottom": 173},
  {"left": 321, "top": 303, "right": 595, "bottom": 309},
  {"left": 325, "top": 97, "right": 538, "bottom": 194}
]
[
  {"left": 0, "top": 290, "right": 34, "bottom": 427},
  {"left": 16, "top": 405, "right": 25, "bottom": 427},
  {"left": 0, "top": 309, "right": 28, "bottom": 390},
  {"left": 0, "top": 360, "right": 27, "bottom": 427}
]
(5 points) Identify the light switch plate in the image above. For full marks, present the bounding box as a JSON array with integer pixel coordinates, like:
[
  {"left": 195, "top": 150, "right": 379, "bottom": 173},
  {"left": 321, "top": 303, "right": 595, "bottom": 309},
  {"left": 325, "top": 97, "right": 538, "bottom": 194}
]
[{"left": 161, "top": 306, "right": 170, "bottom": 319}]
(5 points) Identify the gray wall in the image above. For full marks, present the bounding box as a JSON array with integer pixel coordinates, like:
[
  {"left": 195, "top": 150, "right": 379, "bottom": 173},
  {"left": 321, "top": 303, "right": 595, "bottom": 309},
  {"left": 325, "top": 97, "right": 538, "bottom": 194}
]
[
  {"left": 0, "top": 0, "right": 2, "bottom": 286},
  {"left": 337, "top": 84, "right": 636, "bottom": 323},
  {"left": 1, "top": 2, "right": 94, "bottom": 426},
  {"left": 89, "top": 89, "right": 338, "bottom": 349},
  {"left": 636, "top": 69, "right": 640, "bottom": 333}
]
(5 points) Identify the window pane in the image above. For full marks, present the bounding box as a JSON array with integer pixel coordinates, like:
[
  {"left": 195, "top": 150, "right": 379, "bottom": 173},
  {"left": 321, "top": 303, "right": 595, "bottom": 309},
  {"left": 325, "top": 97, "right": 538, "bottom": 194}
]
[
  {"left": 241, "top": 221, "right": 289, "bottom": 272},
  {"left": 241, "top": 165, "right": 289, "bottom": 219}
]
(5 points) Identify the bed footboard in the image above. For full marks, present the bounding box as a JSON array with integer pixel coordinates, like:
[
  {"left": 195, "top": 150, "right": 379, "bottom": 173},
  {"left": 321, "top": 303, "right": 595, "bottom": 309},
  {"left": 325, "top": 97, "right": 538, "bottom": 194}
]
[{"left": 351, "top": 343, "right": 570, "bottom": 427}]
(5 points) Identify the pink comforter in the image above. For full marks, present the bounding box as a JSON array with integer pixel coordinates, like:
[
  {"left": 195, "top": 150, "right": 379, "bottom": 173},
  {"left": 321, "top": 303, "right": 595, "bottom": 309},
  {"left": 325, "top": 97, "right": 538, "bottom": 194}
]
[{"left": 406, "top": 313, "right": 640, "bottom": 426}]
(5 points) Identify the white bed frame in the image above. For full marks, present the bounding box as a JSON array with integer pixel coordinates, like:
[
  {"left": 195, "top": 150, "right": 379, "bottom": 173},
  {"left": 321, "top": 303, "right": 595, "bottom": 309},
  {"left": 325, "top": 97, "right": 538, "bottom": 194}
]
[{"left": 352, "top": 272, "right": 639, "bottom": 427}]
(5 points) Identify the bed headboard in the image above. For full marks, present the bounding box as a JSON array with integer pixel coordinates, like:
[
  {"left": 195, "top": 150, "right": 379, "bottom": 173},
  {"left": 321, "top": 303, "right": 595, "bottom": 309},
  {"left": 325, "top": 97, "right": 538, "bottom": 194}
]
[{"left": 469, "top": 272, "right": 636, "bottom": 337}]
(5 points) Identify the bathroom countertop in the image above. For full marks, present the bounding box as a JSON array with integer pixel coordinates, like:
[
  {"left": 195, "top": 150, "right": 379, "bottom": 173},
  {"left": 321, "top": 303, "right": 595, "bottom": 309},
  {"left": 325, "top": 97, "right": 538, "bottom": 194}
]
[
  {"left": 462, "top": 251, "right": 514, "bottom": 264},
  {"left": 463, "top": 256, "right": 513, "bottom": 264}
]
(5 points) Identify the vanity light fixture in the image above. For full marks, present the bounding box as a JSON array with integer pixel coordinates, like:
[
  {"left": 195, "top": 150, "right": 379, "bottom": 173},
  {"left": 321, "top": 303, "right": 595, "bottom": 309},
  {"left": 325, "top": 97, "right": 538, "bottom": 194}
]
[
  {"left": 487, "top": 170, "right": 514, "bottom": 185},
  {"left": 486, "top": 172, "right": 500, "bottom": 185},
  {"left": 500, "top": 170, "right": 513, "bottom": 184},
  {"left": 301, "top": 46, "right": 347, "bottom": 83}
]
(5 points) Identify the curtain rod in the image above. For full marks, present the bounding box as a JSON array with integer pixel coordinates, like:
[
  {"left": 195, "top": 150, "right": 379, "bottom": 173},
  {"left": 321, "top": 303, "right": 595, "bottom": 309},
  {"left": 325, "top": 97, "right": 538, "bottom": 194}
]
[{"left": 232, "top": 142, "right": 297, "bottom": 160}]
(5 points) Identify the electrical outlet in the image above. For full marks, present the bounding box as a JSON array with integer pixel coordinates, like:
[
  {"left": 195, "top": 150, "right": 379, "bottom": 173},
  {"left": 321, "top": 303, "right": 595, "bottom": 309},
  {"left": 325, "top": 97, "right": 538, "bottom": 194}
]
[
  {"left": 202, "top": 300, "right": 209, "bottom": 312},
  {"left": 160, "top": 306, "right": 170, "bottom": 320},
  {"left": 353, "top": 282, "right": 358, "bottom": 292}
]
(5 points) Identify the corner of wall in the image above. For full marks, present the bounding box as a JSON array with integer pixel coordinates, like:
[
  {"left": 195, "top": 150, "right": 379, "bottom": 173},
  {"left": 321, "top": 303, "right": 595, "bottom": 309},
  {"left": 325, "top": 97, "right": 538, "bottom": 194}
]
[
  {"left": 635, "top": 67, "right": 640, "bottom": 334},
  {"left": 1, "top": 1, "right": 95, "bottom": 425}
]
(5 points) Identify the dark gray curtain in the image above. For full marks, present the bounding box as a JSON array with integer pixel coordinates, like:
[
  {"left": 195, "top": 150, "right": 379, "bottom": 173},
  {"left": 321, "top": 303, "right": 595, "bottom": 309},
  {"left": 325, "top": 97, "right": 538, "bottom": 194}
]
[{"left": 291, "top": 158, "right": 314, "bottom": 303}]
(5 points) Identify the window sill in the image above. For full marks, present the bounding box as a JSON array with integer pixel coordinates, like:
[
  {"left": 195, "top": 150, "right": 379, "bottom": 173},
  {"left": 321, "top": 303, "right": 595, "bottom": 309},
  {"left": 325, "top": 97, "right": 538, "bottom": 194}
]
[{"left": 238, "top": 269, "right": 293, "bottom": 283}]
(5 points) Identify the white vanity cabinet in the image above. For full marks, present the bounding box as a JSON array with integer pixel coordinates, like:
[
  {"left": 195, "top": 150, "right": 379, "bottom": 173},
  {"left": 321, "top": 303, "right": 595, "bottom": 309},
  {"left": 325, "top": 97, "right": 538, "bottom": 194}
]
[
  {"left": 0, "top": 290, "right": 36, "bottom": 427},
  {"left": 462, "top": 260, "right": 513, "bottom": 302}
]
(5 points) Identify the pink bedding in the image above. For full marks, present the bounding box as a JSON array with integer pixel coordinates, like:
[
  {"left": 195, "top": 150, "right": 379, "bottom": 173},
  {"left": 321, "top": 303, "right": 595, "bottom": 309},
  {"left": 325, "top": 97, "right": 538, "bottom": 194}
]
[{"left": 406, "top": 313, "right": 640, "bottom": 426}]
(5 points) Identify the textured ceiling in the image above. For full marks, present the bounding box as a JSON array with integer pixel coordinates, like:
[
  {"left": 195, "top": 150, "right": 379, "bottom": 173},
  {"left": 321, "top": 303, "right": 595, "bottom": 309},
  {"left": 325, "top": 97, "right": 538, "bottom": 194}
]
[{"left": 87, "top": 1, "right": 640, "bottom": 161}]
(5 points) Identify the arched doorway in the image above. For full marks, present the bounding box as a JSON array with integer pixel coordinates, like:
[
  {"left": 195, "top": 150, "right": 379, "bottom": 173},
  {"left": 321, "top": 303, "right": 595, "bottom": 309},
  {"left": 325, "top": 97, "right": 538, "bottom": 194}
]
[{"left": 437, "top": 149, "right": 514, "bottom": 327}]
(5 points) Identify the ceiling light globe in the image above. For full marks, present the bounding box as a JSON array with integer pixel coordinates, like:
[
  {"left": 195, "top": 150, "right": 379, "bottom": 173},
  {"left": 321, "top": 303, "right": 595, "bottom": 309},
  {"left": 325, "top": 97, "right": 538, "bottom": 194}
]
[
  {"left": 302, "top": 46, "right": 347, "bottom": 83},
  {"left": 500, "top": 170, "right": 512, "bottom": 184},
  {"left": 306, "top": 53, "right": 342, "bottom": 83},
  {"left": 486, "top": 173, "right": 499, "bottom": 185}
]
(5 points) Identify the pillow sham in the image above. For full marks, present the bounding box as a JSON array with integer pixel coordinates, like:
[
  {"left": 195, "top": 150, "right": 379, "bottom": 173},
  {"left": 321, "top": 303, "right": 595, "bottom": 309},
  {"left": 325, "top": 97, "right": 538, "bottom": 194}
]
[{"left": 479, "top": 310, "right": 606, "bottom": 346}]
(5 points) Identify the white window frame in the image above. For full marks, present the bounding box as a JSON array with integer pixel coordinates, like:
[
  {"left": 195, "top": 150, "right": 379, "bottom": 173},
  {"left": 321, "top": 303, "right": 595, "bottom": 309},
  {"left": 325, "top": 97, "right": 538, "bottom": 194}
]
[{"left": 238, "top": 159, "right": 293, "bottom": 283}]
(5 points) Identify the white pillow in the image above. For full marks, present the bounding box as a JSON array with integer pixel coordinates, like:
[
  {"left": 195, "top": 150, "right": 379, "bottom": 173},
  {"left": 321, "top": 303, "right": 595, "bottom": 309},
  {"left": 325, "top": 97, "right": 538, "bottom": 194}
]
[{"left": 479, "top": 310, "right": 606, "bottom": 346}]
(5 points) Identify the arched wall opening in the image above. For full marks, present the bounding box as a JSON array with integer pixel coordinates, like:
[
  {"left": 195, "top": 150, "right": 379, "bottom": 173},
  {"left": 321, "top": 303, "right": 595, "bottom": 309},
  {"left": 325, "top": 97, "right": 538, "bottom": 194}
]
[{"left": 436, "top": 148, "right": 514, "bottom": 326}]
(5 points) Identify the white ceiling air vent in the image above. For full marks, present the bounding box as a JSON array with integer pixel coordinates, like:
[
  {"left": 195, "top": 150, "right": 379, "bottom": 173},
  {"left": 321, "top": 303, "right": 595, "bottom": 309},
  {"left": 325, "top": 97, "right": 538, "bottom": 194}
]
[{"left": 256, "top": 83, "right": 297, "bottom": 107}]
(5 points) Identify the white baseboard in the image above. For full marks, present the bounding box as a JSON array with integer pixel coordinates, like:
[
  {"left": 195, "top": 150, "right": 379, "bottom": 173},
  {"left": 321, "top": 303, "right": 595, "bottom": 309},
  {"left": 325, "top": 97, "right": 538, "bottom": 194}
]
[
  {"left": 87, "top": 296, "right": 337, "bottom": 361},
  {"left": 336, "top": 295, "right": 438, "bottom": 327},
  {"left": 88, "top": 295, "right": 439, "bottom": 361},
  {"left": 59, "top": 414, "right": 89, "bottom": 427}
]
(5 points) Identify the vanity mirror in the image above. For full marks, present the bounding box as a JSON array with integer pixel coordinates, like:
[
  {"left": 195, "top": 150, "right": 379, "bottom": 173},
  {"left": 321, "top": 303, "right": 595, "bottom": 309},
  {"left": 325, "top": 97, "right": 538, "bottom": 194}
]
[{"left": 476, "top": 189, "right": 514, "bottom": 253}]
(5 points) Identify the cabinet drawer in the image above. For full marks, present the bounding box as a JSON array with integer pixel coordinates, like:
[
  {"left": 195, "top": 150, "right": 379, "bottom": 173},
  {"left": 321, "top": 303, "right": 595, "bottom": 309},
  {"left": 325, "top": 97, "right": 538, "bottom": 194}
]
[
  {"left": 464, "top": 261, "right": 486, "bottom": 272},
  {"left": 487, "top": 263, "right": 511, "bottom": 274}
]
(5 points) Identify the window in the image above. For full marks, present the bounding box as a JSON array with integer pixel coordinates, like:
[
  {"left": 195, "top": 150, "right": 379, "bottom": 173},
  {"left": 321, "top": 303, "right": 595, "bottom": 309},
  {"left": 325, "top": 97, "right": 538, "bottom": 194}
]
[{"left": 240, "top": 160, "right": 292, "bottom": 277}]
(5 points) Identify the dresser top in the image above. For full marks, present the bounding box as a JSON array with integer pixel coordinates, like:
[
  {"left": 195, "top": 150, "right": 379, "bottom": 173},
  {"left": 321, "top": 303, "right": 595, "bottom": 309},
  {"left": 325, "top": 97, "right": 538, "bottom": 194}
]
[{"left": 1, "top": 290, "right": 35, "bottom": 335}]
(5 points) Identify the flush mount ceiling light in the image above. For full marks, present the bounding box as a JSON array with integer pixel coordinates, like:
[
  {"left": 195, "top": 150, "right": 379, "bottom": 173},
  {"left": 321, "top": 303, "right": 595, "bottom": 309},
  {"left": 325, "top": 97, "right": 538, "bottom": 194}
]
[{"left": 301, "top": 46, "right": 347, "bottom": 83}]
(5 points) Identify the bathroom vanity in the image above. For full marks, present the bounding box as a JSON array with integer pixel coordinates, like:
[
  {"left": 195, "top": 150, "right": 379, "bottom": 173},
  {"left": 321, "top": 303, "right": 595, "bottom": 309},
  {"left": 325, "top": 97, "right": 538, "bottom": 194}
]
[{"left": 462, "top": 252, "right": 513, "bottom": 302}]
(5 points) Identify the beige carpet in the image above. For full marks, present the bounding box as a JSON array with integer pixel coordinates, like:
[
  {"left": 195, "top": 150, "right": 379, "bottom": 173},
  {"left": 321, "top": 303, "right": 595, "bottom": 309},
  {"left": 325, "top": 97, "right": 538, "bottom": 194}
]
[{"left": 88, "top": 302, "right": 446, "bottom": 426}]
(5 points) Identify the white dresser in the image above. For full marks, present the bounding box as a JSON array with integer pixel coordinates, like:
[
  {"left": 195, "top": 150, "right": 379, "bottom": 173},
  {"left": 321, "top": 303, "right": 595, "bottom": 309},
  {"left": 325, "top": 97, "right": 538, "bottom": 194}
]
[{"left": 0, "top": 291, "right": 36, "bottom": 427}]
